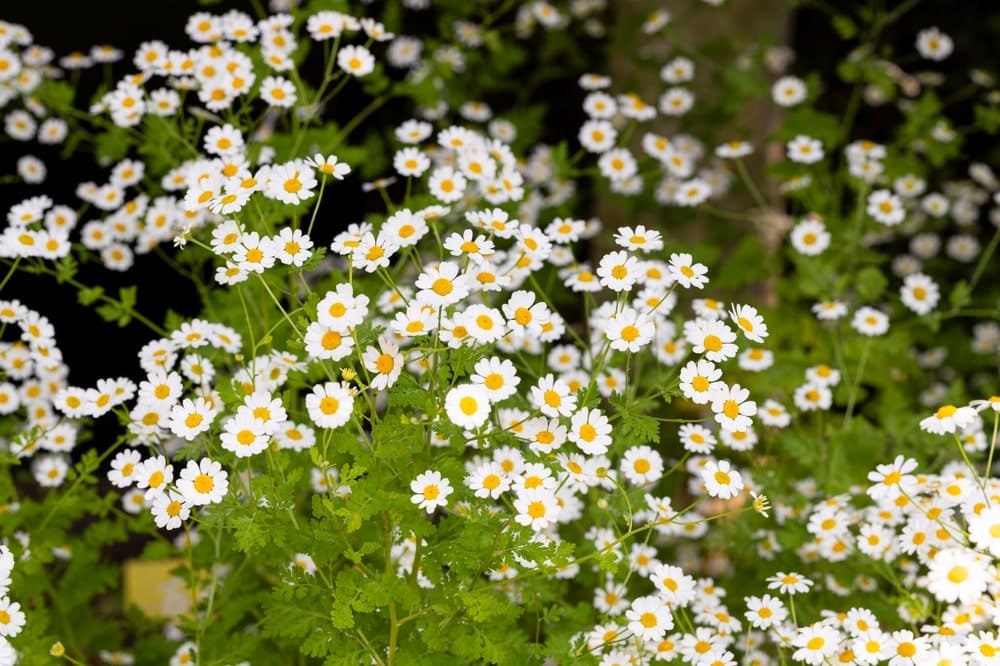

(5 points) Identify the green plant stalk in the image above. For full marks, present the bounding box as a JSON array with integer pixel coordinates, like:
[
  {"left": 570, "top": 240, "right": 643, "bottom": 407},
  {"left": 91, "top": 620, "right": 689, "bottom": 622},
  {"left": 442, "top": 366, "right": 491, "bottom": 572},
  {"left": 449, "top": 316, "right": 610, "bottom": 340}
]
[{"left": 842, "top": 337, "right": 872, "bottom": 427}]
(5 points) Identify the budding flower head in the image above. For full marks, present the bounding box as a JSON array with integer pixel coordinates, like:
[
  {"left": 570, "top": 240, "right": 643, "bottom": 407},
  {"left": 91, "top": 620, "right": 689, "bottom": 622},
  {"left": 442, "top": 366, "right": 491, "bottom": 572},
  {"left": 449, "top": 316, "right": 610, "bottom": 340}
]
[
  {"left": 50, "top": 642, "right": 66, "bottom": 657},
  {"left": 341, "top": 368, "right": 357, "bottom": 381},
  {"left": 751, "top": 491, "right": 771, "bottom": 518}
]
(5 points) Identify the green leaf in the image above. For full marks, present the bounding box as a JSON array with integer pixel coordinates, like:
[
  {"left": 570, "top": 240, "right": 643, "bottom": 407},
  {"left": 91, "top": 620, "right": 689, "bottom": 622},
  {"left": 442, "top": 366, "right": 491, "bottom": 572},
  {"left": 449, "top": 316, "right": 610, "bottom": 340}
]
[
  {"left": 94, "top": 126, "right": 131, "bottom": 162},
  {"left": 777, "top": 108, "right": 842, "bottom": 147},
  {"left": 714, "top": 234, "right": 766, "bottom": 289},
  {"left": 855, "top": 266, "right": 888, "bottom": 302},
  {"left": 949, "top": 280, "right": 971, "bottom": 310},
  {"left": 54, "top": 255, "right": 78, "bottom": 283},
  {"left": 974, "top": 105, "right": 1000, "bottom": 135},
  {"left": 77, "top": 286, "right": 105, "bottom": 306},
  {"left": 608, "top": 395, "right": 660, "bottom": 445},
  {"left": 832, "top": 15, "right": 857, "bottom": 39}
]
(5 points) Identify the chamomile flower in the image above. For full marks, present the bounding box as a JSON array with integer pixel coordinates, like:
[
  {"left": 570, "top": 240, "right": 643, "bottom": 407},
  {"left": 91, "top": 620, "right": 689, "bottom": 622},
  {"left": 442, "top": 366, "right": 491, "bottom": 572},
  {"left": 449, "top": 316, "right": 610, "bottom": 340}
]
[
  {"left": 168, "top": 397, "right": 217, "bottom": 440},
  {"left": 679, "top": 360, "right": 724, "bottom": 405},
  {"left": 394, "top": 147, "right": 430, "bottom": 177},
  {"left": 470, "top": 356, "right": 520, "bottom": 403},
  {"left": 135, "top": 455, "right": 173, "bottom": 499},
  {"left": 772, "top": 76, "right": 807, "bottom": 106},
  {"left": 767, "top": 571, "right": 813, "bottom": 595},
  {"left": 583, "top": 91, "right": 617, "bottom": 118},
  {"left": 530, "top": 374, "right": 577, "bottom": 418},
  {"left": 578, "top": 119, "right": 616, "bottom": 153},
  {"left": 710, "top": 384, "right": 757, "bottom": 432},
  {"left": 813, "top": 300, "right": 848, "bottom": 321},
  {"left": 352, "top": 232, "right": 399, "bottom": 273},
  {"left": 867, "top": 189, "right": 905, "bottom": 226},
  {"left": 916, "top": 27, "right": 953, "bottom": 61},
  {"left": 290, "top": 553, "right": 317, "bottom": 576},
  {"left": 684, "top": 319, "right": 738, "bottom": 362},
  {"left": 306, "top": 153, "right": 351, "bottom": 180},
  {"left": 967, "top": 506, "right": 1000, "bottom": 557},
  {"left": 259, "top": 75, "right": 296, "bottom": 107},
  {"left": 738, "top": 347, "right": 774, "bottom": 372},
  {"left": 306, "top": 382, "right": 355, "bottom": 429},
  {"left": 107, "top": 448, "right": 142, "bottom": 488},
  {"left": 605, "top": 308, "right": 655, "bottom": 352},
  {"left": 790, "top": 217, "right": 831, "bottom": 255},
  {"left": 316, "top": 283, "right": 369, "bottom": 332},
  {"left": 444, "top": 229, "right": 494, "bottom": 262},
  {"left": 787, "top": 135, "right": 824, "bottom": 164},
  {"left": 0, "top": 598, "right": 25, "bottom": 638},
  {"left": 444, "top": 384, "right": 492, "bottom": 430},
  {"left": 794, "top": 382, "right": 832, "bottom": 412},
  {"left": 461, "top": 305, "right": 506, "bottom": 344},
  {"left": 428, "top": 166, "right": 467, "bottom": 203},
  {"left": 926, "top": 548, "right": 989, "bottom": 604},
  {"left": 744, "top": 594, "right": 787, "bottom": 629},
  {"left": 513, "top": 488, "right": 561, "bottom": 531},
  {"left": 337, "top": 45, "right": 375, "bottom": 76},
  {"left": 410, "top": 470, "right": 453, "bottom": 514},
  {"left": 851, "top": 307, "right": 889, "bottom": 336},
  {"left": 415, "top": 261, "right": 470, "bottom": 307},
  {"left": 659, "top": 87, "right": 694, "bottom": 116},
  {"left": 702, "top": 459, "right": 745, "bottom": 500},
  {"left": 265, "top": 162, "right": 317, "bottom": 205},
  {"left": 626, "top": 595, "right": 674, "bottom": 642},
  {"left": 900, "top": 273, "right": 940, "bottom": 315},
  {"left": 679, "top": 424, "right": 716, "bottom": 454},
  {"left": 466, "top": 461, "right": 511, "bottom": 500},
  {"left": 596, "top": 251, "right": 641, "bottom": 292},
  {"left": 715, "top": 140, "right": 753, "bottom": 159},
  {"left": 598, "top": 148, "right": 637, "bottom": 181},
  {"left": 361, "top": 336, "right": 403, "bottom": 390},
  {"left": 220, "top": 413, "right": 270, "bottom": 458},
  {"left": 919, "top": 404, "right": 977, "bottom": 435},
  {"left": 621, "top": 446, "right": 663, "bottom": 485},
  {"left": 176, "top": 458, "right": 229, "bottom": 506},
  {"left": 674, "top": 178, "right": 712, "bottom": 206},
  {"left": 729, "top": 304, "right": 768, "bottom": 343},
  {"left": 792, "top": 624, "right": 841, "bottom": 665},
  {"left": 151, "top": 491, "right": 191, "bottom": 531},
  {"left": 668, "top": 253, "right": 709, "bottom": 288},
  {"left": 568, "top": 407, "right": 613, "bottom": 455},
  {"left": 395, "top": 119, "right": 432, "bottom": 144},
  {"left": 866, "top": 455, "right": 918, "bottom": 502}
]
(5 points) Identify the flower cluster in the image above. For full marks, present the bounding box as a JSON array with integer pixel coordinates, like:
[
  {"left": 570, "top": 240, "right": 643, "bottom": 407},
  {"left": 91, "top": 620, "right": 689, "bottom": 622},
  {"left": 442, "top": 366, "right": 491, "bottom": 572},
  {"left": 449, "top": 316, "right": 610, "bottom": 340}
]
[{"left": 0, "top": 4, "right": 996, "bottom": 666}]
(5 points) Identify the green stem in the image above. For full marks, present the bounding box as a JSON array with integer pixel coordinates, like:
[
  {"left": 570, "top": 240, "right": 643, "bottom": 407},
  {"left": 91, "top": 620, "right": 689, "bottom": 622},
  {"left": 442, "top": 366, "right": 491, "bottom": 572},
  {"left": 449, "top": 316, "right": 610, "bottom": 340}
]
[
  {"left": 306, "top": 175, "right": 328, "bottom": 236},
  {"left": 842, "top": 337, "right": 871, "bottom": 427},
  {"left": 735, "top": 158, "right": 768, "bottom": 211},
  {"left": 968, "top": 225, "right": 1000, "bottom": 295},
  {"left": 986, "top": 412, "right": 999, "bottom": 491},
  {"left": 0, "top": 256, "right": 20, "bottom": 294}
]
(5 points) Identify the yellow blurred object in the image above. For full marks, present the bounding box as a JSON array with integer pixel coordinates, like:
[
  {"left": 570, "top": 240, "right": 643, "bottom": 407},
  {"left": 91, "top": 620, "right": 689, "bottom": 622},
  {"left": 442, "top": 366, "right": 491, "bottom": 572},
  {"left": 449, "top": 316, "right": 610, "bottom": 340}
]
[{"left": 122, "top": 558, "right": 191, "bottom": 619}]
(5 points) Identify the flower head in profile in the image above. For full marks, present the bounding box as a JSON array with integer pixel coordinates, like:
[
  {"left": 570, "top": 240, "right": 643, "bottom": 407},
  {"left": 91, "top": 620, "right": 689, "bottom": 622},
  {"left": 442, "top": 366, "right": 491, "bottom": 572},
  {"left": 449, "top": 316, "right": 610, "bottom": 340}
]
[
  {"left": 751, "top": 492, "right": 771, "bottom": 518},
  {"left": 766, "top": 571, "right": 813, "bottom": 595},
  {"left": 919, "top": 404, "right": 976, "bottom": 435},
  {"left": 306, "top": 153, "right": 351, "bottom": 180}
]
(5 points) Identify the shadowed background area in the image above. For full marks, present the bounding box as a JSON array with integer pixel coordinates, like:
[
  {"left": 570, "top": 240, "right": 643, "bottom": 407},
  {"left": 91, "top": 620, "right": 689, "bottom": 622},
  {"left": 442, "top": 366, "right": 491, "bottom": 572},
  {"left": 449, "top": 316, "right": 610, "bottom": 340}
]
[{"left": 2, "top": 0, "right": 997, "bottom": 387}]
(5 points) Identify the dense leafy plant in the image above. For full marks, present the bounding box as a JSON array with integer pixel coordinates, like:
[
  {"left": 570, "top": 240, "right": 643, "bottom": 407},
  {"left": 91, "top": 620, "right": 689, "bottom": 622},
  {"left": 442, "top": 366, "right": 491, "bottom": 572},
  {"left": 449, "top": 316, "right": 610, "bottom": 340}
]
[{"left": 0, "top": 1, "right": 997, "bottom": 665}]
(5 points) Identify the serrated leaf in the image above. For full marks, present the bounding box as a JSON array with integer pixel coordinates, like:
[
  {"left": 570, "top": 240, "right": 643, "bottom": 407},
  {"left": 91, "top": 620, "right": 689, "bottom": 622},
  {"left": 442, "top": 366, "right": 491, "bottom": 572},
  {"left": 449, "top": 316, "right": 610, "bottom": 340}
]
[{"left": 77, "top": 286, "right": 105, "bottom": 306}]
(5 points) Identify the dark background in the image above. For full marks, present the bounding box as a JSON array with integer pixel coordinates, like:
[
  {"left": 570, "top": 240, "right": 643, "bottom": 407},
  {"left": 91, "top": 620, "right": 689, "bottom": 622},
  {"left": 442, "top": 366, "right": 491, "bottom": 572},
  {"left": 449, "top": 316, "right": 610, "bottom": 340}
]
[{"left": 2, "top": 0, "right": 998, "bottom": 388}]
